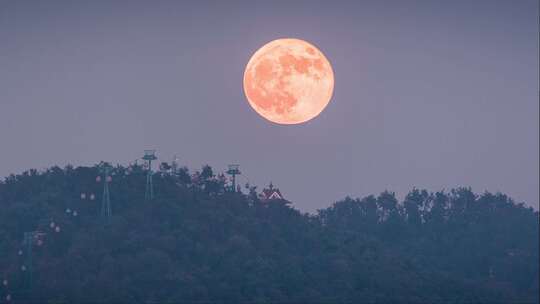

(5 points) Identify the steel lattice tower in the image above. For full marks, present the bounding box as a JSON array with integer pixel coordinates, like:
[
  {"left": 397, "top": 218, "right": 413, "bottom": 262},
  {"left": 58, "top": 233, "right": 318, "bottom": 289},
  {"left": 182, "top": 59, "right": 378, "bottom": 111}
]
[
  {"left": 226, "top": 164, "right": 241, "bottom": 192},
  {"left": 21, "top": 230, "right": 44, "bottom": 291},
  {"left": 143, "top": 150, "right": 157, "bottom": 200},
  {"left": 99, "top": 163, "right": 112, "bottom": 222},
  {"left": 22, "top": 232, "right": 34, "bottom": 290},
  {"left": 171, "top": 155, "right": 180, "bottom": 175}
]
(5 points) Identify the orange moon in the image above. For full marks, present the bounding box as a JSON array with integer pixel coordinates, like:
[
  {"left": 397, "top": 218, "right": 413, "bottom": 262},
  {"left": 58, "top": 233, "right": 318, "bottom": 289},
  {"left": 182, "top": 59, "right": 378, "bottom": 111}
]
[{"left": 243, "top": 38, "right": 334, "bottom": 124}]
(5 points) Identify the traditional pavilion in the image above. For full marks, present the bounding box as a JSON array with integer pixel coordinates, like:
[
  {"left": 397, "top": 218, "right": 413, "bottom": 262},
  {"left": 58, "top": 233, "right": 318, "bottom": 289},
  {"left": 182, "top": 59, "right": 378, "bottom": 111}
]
[{"left": 259, "top": 182, "right": 284, "bottom": 201}]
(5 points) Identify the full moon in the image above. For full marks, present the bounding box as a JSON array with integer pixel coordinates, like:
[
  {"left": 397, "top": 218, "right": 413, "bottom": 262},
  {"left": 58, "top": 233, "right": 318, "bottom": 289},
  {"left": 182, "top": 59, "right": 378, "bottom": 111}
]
[{"left": 243, "top": 38, "right": 334, "bottom": 124}]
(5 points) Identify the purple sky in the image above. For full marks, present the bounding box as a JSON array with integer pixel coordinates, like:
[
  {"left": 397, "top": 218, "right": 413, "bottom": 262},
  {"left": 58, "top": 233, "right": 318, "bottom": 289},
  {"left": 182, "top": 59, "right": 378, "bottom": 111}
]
[{"left": 1, "top": 0, "right": 538, "bottom": 212}]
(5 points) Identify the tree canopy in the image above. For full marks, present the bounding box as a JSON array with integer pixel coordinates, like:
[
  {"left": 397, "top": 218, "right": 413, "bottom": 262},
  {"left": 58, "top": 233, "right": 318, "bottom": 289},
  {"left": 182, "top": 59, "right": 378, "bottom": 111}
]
[{"left": 0, "top": 164, "right": 538, "bottom": 303}]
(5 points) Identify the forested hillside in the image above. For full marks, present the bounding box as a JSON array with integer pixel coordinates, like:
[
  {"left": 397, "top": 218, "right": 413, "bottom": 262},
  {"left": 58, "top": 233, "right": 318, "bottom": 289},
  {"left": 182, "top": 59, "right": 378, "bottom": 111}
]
[{"left": 0, "top": 164, "right": 538, "bottom": 303}]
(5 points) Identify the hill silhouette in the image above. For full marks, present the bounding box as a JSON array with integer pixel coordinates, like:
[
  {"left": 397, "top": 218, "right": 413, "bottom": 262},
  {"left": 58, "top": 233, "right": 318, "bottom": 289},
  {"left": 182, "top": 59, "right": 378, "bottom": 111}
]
[{"left": 0, "top": 163, "right": 538, "bottom": 303}]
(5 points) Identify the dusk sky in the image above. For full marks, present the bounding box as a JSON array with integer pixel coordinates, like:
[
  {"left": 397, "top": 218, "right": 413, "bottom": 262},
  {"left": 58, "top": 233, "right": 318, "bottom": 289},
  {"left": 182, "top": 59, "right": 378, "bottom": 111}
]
[{"left": 1, "top": 0, "right": 538, "bottom": 212}]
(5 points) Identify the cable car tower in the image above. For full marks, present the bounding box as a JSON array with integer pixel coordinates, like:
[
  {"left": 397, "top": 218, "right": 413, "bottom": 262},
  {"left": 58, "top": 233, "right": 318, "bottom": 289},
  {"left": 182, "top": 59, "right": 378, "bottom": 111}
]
[
  {"left": 21, "top": 230, "right": 45, "bottom": 291},
  {"left": 171, "top": 155, "right": 180, "bottom": 175},
  {"left": 226, "top": 164, "right": 241, "bottom": 192},
  {"left": 143, "top": 150, "right": 157, "bottom": 200},
  {"left": 98, "top": 163, "right": 112, "bottom": 223}
]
